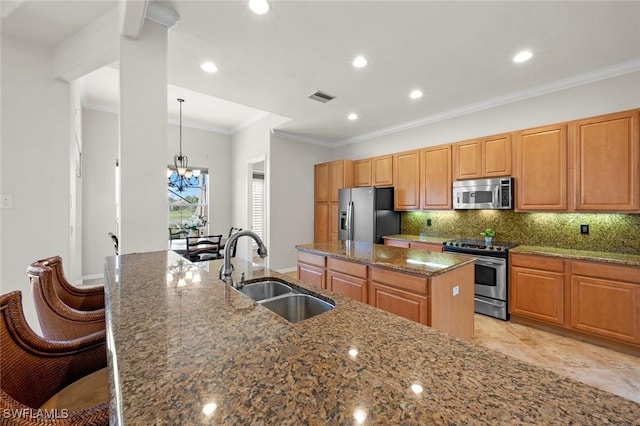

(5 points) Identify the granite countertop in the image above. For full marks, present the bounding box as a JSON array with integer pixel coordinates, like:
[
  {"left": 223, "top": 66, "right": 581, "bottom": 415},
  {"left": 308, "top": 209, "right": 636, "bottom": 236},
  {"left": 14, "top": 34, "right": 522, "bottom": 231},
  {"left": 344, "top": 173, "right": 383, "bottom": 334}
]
[
  {"left": 104, "top": 250, "right": 640, "bottom": 425},
  {"left": 382, "top": 234, "right": 449, "bottom": 245},
  {"left": 510, "top": 245, "right": 640, "bottom": 267},
  {"left": 296, "top": 240, "right": 474, "bottom": 276}
]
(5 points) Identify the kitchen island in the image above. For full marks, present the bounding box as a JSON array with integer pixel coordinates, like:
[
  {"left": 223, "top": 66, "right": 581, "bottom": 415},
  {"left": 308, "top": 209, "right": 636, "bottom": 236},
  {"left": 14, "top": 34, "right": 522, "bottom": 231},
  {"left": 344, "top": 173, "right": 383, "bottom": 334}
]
[{"left": 104, "top": 250, "right": 640, "bottom": 424}]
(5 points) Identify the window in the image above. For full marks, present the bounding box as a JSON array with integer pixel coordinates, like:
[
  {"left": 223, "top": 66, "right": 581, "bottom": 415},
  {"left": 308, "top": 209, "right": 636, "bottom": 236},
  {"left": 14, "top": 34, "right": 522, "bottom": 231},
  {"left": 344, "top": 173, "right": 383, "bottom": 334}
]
[
  {"left": 251, "top": 172, "right": 264, "bottom": 242},
  {"left": 167, "top": 169, "right": 209, "bottom": 231}
]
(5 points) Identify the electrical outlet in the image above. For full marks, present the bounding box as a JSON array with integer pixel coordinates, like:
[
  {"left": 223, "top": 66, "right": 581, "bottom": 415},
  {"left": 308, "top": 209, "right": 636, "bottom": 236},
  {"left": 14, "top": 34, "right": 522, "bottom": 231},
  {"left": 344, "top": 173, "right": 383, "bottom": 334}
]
[
  {"left": 1, "top": 194, "right": 13, "bottom": 209},
  {"left": 580, "top": 224, "right": 589, "bottom": 234},
  {"left": 452, "top": 285, "right": 459, "bottom": 296},
  {"left": 426, "top": 218, "right": 432, "bottom": 226}
]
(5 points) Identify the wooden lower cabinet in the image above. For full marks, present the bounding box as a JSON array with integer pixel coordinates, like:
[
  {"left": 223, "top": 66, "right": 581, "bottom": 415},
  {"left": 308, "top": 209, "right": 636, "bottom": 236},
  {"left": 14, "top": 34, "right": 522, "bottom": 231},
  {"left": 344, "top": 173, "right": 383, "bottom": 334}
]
[
  {"left": 570, "top": 261, "right": 640, "bottom": 344},
  {"left": 509, "top": 254, "right": 566, "bottom": 325},
  {"left": 297, "top": 252, "right": 326, "bottom": 289},
  {"left": 369, "top": 267, "right": 429, "bottom": 325},
  {"left": 409, "top": 241, "right": 443, "bottom": 253},
  {"left": 326, "top": 258, "right": 368, "bottom": 303},
  {"left": 383, "top": 238, "right": 409, "bottom": 248}
]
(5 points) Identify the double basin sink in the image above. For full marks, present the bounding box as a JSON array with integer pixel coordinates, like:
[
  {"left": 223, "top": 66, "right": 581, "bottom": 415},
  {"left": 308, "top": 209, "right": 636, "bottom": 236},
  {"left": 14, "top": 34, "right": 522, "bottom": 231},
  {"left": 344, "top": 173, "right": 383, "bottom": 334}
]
[{"left": 238, "top": 279, "right": 334, "bottom": 323}]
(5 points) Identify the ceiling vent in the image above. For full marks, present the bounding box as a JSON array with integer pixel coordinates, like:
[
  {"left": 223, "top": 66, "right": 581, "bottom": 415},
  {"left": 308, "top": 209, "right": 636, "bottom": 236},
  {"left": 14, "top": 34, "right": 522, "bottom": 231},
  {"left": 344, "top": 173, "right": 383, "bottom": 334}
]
[{"left": 308, "top": 91, "right": 335, "bottom": 103}]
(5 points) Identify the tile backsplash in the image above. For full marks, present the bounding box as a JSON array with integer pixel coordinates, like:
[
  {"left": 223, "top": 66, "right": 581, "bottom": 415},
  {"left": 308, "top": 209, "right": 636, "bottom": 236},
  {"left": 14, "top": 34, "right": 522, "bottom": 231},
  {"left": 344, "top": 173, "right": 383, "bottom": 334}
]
[{"left": 401, "top": 211, "right": 640, "bottom": 255}]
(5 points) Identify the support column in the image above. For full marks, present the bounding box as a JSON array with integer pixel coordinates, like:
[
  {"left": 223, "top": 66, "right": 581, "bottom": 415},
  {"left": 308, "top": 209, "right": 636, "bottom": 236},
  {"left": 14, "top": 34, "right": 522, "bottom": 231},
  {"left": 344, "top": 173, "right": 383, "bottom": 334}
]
[{"left": 118, "top": 19, "right": 168, "bottom": 254}]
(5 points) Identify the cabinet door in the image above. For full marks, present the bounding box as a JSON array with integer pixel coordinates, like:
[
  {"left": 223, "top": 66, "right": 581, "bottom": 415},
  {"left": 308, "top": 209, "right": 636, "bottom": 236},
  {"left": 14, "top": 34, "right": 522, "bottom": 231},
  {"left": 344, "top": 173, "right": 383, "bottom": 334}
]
[
  {"left": 329, "top": 160, "right": 354, "bottom": 202},
  {"left": 574, "top": 110, "right": 640, "bottom": 211},
  {"left": 314, "top": 163, "right": 329, "bottom": 203},
  {"left": 421, "top": 145, "right": 452, "bottom": 210},
  {"left": 372, "top": 155, "right": 393, "bottom": 186},
  {"left": 314, "top": 203, "right": 328, "bottom": 243},
  {"left": 327, "top": 270, "right": 367, "bottom": 303},
  {"left": 384, "top": 239, "right": 409, "bottom": 248},
  {"left": 516, "top": 124, "right": 568, "bottom": 211},
  {"left": 482, "top": 133, "right": 512, "bottom": 177},
  {"left": 328, "top": 202, "right": 339, "bottom": 242},
  {"left": 409, "top": 242, "right": 443, "bottom": 252},
  {"left": 354, "top": 159, "right": 372, "bottom": 187},
  {"left": 393, "top": 150, "right": 420, "bottom": 210},
  {"left": 368, "top": 281, "right": 428, "bottom": 325},
  {"left": 509, "top": 254, "right": 565, "bottom": 325},
  {"left": 453, "top": 139, "right": 481, "bottom": 180},
  {"left": 297, "top": 263, "right": 326, "bottom": 289}
]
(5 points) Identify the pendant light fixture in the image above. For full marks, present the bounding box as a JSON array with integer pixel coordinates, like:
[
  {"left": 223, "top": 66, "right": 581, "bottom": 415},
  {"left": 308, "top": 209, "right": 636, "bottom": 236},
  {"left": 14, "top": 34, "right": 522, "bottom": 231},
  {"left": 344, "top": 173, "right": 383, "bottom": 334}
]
[{"left": 168, "top": 98, "right": 200, "bottom": 192}]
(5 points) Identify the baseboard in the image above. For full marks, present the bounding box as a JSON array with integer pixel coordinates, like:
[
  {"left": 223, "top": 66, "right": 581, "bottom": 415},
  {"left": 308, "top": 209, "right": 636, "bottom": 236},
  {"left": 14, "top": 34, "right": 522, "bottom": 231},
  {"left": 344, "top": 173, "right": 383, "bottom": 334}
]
[
  {"left": 276, "top": 267, "right": 297, "bottom": 274},
  {"left": 75, "top": 274, "right": 104, "bottom": 287}
]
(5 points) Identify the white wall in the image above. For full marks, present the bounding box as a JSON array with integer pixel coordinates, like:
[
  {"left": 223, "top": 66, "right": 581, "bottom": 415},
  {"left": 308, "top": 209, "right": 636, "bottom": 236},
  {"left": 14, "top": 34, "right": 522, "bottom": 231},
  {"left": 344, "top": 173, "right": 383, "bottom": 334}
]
[
  {"left": 80, "top": 108, "right": 233, "bottom": 277},
  {"left": 269, "top": 135, "right": 330, "bottom": 270},
  {"left": 334, "top": 72, "right": 640, "bottom": 159},
  {"left": 230, "top": 114, "right": 290, "bottom": 265},
  {"left": 1, "top": 36, "right": 71, "bottom": 333},
  {"left": 82, "top": 109, "right": 118, "bottom": 277}
]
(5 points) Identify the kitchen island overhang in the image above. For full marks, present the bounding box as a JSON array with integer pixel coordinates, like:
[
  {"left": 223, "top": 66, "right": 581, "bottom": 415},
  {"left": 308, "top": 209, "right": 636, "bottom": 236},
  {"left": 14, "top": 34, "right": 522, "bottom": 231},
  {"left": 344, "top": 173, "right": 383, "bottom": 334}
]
[{"left": 104, "top": 250, "right": 640, "bottom": 425}]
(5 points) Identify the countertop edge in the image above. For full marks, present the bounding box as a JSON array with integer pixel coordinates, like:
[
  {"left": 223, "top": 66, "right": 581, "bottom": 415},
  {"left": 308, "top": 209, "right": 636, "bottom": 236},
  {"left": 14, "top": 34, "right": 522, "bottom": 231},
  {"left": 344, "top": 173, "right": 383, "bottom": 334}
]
[{"left": 510, "top": 245, "right": 640, "bottom": 267}]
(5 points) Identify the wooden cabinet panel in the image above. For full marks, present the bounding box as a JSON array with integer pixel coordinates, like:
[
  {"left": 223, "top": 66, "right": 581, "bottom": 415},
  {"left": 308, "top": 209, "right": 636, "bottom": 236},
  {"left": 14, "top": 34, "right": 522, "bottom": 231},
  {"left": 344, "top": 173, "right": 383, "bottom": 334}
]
[
  {"left": 570, "top": 275, "right": 638, "bottom": 343},
  {"left": 409, "top": 242, "right": 443, "bottom": 253},
  {"left": 314, "top": 203, "right": 328, "bottom": 243},
  {"left": 329, "top": 160, "right": 354, "bottom": 202},
  {"left": 327, "top": 270, "right": 367, "bottom": 303},
  {"left": 368, "top": 282, "right": 428, "bottom": 324},
  {"left": 327, "top": 257, "right": 367, "bottom": 278},
  {"left": 297, "top": 263, "right": 326, "bottom": 289},
  {"left": 354, "top": 159, "right": 372, "bottom": 187},
  {"left": 314, "top": 163, "right": 329, "bottom": 203},
  {"left": 329, "top": 202, "right": 339, "bottom": 242},
  {"left": 574, "top": 110, "right": 640, "bottom": 211},
  {"left": 370, "top": 267, "right": 428, "bottom": 295},
  {"left": 516, "top": 124, "right": 568, "bottom": 211},
  {"left": 384, "top": 239, "right": 409, "bottom": 248},
  {"left": 297, "top": 251, "right": 325, "bottom": 268},
  {"left": 372, "top": 155, "right": 393, "bottom": 186},
  {"left": 421, "top": 145, "right": 452, "bottom": 210},
  {"left": 393, "top": 150, "right": 420, "bottom": 210},
  {"left": 453, "top": 139, "right": 481, "bottom": 179},
  {"left": 509, "top": 254, "right": 565, "bottom": 325},
  {"left": 482, "top": 133, "right": 512, "bottom": 177}
]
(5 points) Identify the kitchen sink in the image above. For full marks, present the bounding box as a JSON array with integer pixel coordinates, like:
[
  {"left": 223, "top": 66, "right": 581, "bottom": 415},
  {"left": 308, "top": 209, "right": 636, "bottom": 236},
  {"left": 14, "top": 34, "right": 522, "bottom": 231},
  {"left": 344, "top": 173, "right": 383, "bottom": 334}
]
[
  {"left": 258, "top": 294, "right": 334, "bottom": 323},
  {"left": 240, "top": 280, "right": 293, "bottom": 301}
]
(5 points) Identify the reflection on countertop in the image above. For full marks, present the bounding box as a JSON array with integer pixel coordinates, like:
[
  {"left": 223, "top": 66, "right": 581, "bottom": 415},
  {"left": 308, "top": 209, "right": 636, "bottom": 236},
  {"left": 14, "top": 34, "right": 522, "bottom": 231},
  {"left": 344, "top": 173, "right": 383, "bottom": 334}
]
[{"left": 103, "top": 250, "right": 640, "bottom": 425}]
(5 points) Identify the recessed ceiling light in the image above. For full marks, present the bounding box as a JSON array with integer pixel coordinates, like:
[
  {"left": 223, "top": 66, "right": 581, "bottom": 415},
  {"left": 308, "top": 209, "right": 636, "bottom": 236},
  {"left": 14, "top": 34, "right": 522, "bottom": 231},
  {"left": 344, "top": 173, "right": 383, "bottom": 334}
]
[
  {"left": 409, "top": 90, "right": 423, "bottom": 99},
  {"left": 249, "top": 0, "right": 270, "bottom": 15},
  {"left": 347, "top": 113, "right": 358, "bottom": 121},
  {"left": 513, "top": 50, "right": 533, "bottom": 63},
  {"left": 352, "top": 56, "right": 368, "bottom": 68},
  {"left": 200, "top": 62, "right": 218, "bottom": 73}
]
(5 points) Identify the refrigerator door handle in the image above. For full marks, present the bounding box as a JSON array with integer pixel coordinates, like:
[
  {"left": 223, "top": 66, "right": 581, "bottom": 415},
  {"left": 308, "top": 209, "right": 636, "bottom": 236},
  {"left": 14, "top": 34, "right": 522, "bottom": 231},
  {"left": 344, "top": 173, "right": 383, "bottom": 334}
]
[{"left": 347, "top": 201, "right": 354, "bottom": 240}]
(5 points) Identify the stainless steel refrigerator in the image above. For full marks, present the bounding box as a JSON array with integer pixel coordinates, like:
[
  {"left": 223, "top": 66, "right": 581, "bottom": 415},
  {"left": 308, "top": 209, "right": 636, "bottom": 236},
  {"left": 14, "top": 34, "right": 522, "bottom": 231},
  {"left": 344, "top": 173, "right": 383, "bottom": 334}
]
[{"left": 338, "top": 187, "right": 400, "bottom": 243}]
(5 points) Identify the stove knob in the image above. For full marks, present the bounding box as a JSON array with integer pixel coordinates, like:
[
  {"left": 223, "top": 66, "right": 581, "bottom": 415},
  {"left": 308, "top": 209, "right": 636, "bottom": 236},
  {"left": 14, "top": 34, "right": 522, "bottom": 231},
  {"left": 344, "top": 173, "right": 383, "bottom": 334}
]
[
  {"left": 496, "top": 247, "right": 503, "bottom": 251},
  {"left": 489, "top": 246, "right": 494, "bottom": 250},
  {"left": 455, "top": 243, "right": 460, "bottom": 247}
]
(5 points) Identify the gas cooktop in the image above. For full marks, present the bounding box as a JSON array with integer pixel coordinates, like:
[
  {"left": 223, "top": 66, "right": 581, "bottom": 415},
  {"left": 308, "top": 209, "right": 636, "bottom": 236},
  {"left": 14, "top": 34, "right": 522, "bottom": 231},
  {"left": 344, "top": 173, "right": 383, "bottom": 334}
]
[{"left": 442, "top": 239, "right": 518, "bottom": 256}]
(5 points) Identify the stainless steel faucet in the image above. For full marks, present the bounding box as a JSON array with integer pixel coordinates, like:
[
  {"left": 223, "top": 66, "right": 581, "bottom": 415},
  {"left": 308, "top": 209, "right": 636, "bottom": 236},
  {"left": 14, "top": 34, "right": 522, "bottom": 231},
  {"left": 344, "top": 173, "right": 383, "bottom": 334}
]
[{"left": 219, "top": 230, "right": 268, "bottom": 288}]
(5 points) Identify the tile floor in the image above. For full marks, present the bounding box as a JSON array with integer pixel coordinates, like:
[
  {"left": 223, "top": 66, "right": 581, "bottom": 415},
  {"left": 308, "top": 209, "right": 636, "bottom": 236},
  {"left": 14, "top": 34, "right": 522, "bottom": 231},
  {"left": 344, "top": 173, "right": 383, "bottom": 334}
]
[{"left": 472, "top": 314, "right": 640, "bottom": 403}]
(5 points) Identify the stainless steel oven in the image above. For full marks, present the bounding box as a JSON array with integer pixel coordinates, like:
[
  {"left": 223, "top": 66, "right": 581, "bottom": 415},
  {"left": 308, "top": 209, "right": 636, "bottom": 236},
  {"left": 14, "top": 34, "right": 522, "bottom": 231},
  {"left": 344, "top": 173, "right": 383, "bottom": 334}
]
[{"left": 443, "top": 239, "right": 517, "bottom": 320}]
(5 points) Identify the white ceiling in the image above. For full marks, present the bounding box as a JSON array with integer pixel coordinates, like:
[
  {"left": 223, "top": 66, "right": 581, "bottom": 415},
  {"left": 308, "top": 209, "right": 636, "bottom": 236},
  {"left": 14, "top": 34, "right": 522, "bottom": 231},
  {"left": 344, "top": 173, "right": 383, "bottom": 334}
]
[{"left": 3, "top": 1, "right": 640, "bottom": 144}]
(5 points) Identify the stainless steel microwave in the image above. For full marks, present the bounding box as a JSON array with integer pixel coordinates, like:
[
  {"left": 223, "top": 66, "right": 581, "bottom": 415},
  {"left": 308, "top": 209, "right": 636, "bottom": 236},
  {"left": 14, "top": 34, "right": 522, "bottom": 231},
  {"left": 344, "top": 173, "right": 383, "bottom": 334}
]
[{"left": 452, "top": 177, "right": 513, "bottom": 210}]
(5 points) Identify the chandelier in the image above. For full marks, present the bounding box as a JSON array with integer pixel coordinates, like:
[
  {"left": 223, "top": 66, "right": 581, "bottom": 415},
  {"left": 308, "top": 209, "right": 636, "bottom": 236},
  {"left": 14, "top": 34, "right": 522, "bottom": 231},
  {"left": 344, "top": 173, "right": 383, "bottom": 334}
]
[{"left": 168, "top": 98, "right": 201, "bottom": 192}]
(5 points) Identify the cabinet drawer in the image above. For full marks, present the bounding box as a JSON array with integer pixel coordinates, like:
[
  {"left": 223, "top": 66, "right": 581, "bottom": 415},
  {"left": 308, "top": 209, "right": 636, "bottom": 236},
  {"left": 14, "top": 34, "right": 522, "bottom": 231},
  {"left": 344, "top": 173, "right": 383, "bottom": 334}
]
[
  {"left": 409, "top": 242, "right": 443, "bottom": 252},
  {"left": 327, "top": 257, "right": 367, "bottom": 278},
  {"left": 510, "top": 253, "right": 565, "bottom": 272},
  {"left": 572, "top": 261, "right": 640, "bottom": 284},
  {"left": 297, "top": 251, "right": 325, "bottom": 268},
  {"left": 370, "top": 267, "right": 428, "bottom": 295},
  {"left": 384, "top": 239, "right": 410, "bottom": 248}
]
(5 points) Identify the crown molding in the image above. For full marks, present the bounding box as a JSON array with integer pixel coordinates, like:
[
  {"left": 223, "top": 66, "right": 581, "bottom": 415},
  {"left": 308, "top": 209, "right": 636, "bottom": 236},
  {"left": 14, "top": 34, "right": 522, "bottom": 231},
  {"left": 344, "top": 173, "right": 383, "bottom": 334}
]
[
  {"left": 146, "top": 2, "right": 179, "bottom": 29},
  {"left": 230, "top": 111, "right": 270, "bottom": 134},
  {"left": 271, "top": 129, "right": 334, "bottom": 148},
  {"left": 335, "top": 59, "right": 640, "bottom": 147}
]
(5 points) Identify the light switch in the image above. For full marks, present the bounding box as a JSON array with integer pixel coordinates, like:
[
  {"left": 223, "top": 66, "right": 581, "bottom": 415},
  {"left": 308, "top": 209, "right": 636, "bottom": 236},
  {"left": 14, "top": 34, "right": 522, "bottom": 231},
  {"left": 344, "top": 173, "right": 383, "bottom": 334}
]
[
  {"left": 452, "top": 285, "right": 459, "bottom": 296},
  {"left": 1, "top": 194, "right": 13, "bottom": 209}
]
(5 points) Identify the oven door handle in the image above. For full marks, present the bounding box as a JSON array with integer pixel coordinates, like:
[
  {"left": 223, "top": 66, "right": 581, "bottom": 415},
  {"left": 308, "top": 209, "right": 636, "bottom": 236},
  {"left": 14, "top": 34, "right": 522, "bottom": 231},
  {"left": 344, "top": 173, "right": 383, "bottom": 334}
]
[
  {"left": 475, "top": 297, "right": 505, "bottom": 307},
  {"left": 475, "top": 256, "right": 506, "bottom": 266}
]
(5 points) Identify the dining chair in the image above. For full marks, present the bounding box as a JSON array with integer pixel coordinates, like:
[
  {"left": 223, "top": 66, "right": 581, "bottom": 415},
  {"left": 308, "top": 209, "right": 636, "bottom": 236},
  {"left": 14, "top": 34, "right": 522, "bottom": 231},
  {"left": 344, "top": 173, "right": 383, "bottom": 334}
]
[
  {"left": 169, "top": 227, "right": 189, "bottom": 241},
  {"left": 29, "top": 263, "right": 105, "bottom": 341},
  {"left": 228, "top": 227, "right": 242, "bottom": 237},
  {"left": 0, "top": 291, "right": 109, "bottom": 425},
  {"left": 186, "top": 234, "right": 223, "bottom": 261},
  {"left": 29, "top": 256, "right": 104, "bottom": 311}
]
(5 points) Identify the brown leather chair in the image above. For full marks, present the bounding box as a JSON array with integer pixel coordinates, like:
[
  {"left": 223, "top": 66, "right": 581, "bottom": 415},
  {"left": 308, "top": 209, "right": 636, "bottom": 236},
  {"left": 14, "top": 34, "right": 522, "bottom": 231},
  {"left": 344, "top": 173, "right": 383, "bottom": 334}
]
[
  {"left": 0, "top": 291, "right": 109, "bottom": 425},
  {"left": 30, "top": 256, "right": 104, "bottom": 311},
  {"left": 29, "top": 263, "right": 105, "bottom": 341}
]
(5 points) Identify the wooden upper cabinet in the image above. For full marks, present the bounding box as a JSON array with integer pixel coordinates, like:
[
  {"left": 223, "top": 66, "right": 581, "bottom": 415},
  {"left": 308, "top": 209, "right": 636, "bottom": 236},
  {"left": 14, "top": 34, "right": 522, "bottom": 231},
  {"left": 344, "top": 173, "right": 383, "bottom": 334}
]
[
  {"left": 328, "top": 160, "right": 354, "bottom": 202},
  {"left": 393, "top": 150, "right": 420, "bottom": 210},
  {"left": 453, "top": 139, "right": 482, "bottom": 179},
  {"left": 354, "top": 159, "right": 372, "bottom": 187},
  {"left": 515, "top": 124, "right": 568, "bottom": 211},
  {"left": 453, "top": 133, "right": 512, "bottom": 180},
  {"left": 420, "top": 145, "right": 452, "bottom": 210},
  {"left": 372, "top": 155, "right": 393, "bottom": 186},
  {"left": 314, "top": 163, "right": 329, "bottom": 203},
  {"left": 573, "top": 110, "right": 640, "bottom": 212}
]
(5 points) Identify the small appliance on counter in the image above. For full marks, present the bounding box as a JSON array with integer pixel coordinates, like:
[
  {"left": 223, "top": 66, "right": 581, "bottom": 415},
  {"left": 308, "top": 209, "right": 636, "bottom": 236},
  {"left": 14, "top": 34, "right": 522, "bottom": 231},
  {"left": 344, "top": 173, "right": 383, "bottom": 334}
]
[
  {"left": 338, "top": 187, "right": 400, "bottom": 244},
  {"left": 443, "top": 239, "right": 518, "bottom": 320},
  {"left": 452, "top": 177, "right": 513, "bottom": 210}
]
